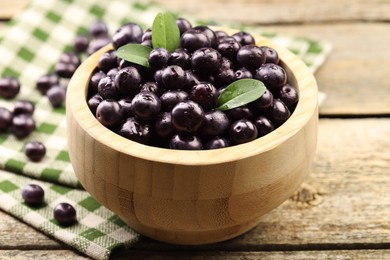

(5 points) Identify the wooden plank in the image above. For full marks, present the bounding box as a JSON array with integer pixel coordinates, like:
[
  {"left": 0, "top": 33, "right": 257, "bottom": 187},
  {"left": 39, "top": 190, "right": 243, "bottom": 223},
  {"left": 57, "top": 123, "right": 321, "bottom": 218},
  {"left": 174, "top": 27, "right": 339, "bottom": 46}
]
[
  {"left": 258, "top": 23, "right": 390, "bottom": 115},
  {"left": 1, "top": 119, "right": 389, "bottom": 254},
  {"left": 0, "top": 0, "right": 29, "bottom": 20},
  {"left": 1, "top": 249, "right": 390, "bottom": 260},
  {"left": 153, "top": 0, "right": 390, "bottom": 24}
]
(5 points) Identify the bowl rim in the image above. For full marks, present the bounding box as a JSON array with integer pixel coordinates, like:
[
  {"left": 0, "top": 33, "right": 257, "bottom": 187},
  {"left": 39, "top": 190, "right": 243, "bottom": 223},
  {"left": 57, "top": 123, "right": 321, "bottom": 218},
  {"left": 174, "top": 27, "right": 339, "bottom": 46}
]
[{"left": 66, "top": 27, "right": 318, "bottom": 166}]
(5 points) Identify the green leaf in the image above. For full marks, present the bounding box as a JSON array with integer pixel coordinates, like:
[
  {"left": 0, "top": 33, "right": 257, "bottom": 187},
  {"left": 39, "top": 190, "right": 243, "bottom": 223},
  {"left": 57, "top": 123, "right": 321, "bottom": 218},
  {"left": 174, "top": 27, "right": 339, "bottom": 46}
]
[
  {"left": 217, "top": 79, "right": 267, "bottom": 111},
  {"left": 152, "top": 12, "right": 180, "bottom": 53},
  {"left": 116, "top": 44, "right": 152, "bottom": 68}
]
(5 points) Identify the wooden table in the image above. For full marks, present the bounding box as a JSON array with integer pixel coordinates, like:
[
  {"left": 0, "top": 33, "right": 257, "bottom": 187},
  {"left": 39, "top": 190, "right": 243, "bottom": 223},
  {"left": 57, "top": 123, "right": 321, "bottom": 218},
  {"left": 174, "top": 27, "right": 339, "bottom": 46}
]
[{"left": 1, "top": 1, "right": 390, "bottom": 259}]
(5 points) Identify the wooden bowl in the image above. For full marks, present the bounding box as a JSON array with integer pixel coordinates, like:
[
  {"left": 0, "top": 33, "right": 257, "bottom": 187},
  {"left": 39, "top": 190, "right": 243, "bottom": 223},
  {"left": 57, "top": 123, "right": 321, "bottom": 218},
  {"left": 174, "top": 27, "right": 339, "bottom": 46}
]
[{"left": 66, "top": 27, "right": 318, "bottom": 245}]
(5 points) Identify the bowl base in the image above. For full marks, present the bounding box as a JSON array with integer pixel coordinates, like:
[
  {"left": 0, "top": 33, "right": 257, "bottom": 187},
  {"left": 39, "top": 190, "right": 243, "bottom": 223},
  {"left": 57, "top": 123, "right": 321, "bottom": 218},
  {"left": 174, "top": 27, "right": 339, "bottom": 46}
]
[{"left": 121, "top": 216, "right": 263, "bottom": 245}]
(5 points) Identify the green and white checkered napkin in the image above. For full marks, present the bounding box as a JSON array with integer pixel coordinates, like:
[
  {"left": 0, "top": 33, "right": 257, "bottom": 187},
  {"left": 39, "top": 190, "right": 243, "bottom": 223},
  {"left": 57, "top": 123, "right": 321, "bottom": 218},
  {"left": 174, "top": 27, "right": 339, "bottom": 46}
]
[{"left": 0, "top": 0, "right": 331, "bottom": 259}]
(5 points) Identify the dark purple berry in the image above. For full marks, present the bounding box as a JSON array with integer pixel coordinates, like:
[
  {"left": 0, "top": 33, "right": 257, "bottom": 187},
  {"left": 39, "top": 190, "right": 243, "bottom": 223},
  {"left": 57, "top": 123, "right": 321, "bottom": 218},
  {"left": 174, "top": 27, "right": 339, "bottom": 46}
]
[
  {"left": 226, "top": 106, "right": 253, "bottom": 121},
  {"left": 169, "top": 133, "right": 203, "bottom": 150},
  {"left": 176, "top": 18, "right": 192, "bottom": 35},
  {"left": 235, "top": 68, "right": 253, "bottom": 80},
  {"left": 11, "top": 114, "right": 35, "bottom": 139},
  {"left": 190, "top": 82, "right": 218, "bottom": 111},
  {"left": 191, "top": 47, "right": 222, "bottom": 75},
  {"left": 232, "top": 31, "right": 255, "bottom": 46},
  {"left": 46, "top": 85, "right": 66, "bottom": 107},
  {"left": 98, "top": 50, "right": 118, "bottom": 73},
  {"left": 55, "top": 53, "right": 80, "bottom": 78},
  {"left": 0, "top": 107, "right": 13, "bottom": 131},
  {"left": 154, "top": 112, "right": 175, "bottom": 138},
  {"left": 214, "top": 67, "right": 235, "bottom": 86},
  {"left": 98, "top": 76, "right": 119, "bottom": 99},
  {"left": 89, "top": 70, "right": 106, "bottom": 94},
  {"left": 131, "top": 92, "right": 161, "bottom": 122},
  {"left": 229, "top": 119, "right": 258, "bottom": 145},
  {"left": 220, "top": 57, "right": 234, "bottom": 70},
  {"left": 168, "top": 48, "right": 191, "bottom": 69},
  {"left": 171, "top": 101, "right": 204, "bottom": 133},
  {"left": 118, "top": 98, "right": 134, "bottom": 118},
  {"left": 140, "top": 81, "right": 162, "bottom": 96},
  {"left": 260, "top": 46, "right": 279, "bottom": 64},
  {"left": 205, "top": 137, "right": 230, "bottom": 149},
  {"left": 96, "top": 99, "right": 122, "bottom": 127},
  {"left": 161, "top": 65, "right": 186, "bottom": 90},
  {"left": 160, "top": 90, "right": 189, "bottom": 111},
  {"left": 255, "top": 63, "right": 287, "bottom": 91},
  {"left": 250, "top": 89, "right": 273, "bottom": 111},
  {"left": 87, "top": 37, "right": 111, "bottom": 55},
  {"left": 22, "top": 184, "right": 44, "bottom": 206},
  {"left": 254, "top": 116, "right": 275, "bottom": 137},
  {"left": 217, "top": 38, "right": 241, "bottom": 61},
  {"left": 53, "top": 202, "right": 77, "bottom": 226},
  {"left": 278, "top": 84, "right": 299, "bottom": 110},
  {"left": 89, "top": 21, "right": 108, "bottom": 38},
  {"left": 142, "top": 28, "right": 152, "bottom": 42},
  {"left": 236, "top": 45, "right": 265, "bottom": 70},
  {"left": 74, "top": 35, "right": 89, "bottom": 53},
  {"left": 183, "top": 70, "right": 201, "bottom": 92},
  {"left": 114, "top": 67, "right": 142, "bottom": 96},
  {"left": 118, "top": 117, "right": 151, "bottom": 144},
  {"left": 201, "top": 110, "right": 230, "bottom": 137},
  {"left": 36, "top": 74, "right": 60, "bottom": 95},
  {"left": 193, "top": 26, "right": 218, "bottom": 48},
  {"left": 112, "top": 23, "right": 143, "bottom": 49},
  {"left": 13, "top": 100, "right": 34, "bottom": 115},
  {"left": 215, "top": 30, "right": 228, "bottom": 39},
  {"left": 0, "top": 76, "right": 20, "bottom": 99},
  {"left": 269, "top": 99, "right": 291, "bottom": 127},
  {"left": 24, "top": 141, "right": 46, "bottom": 162},
  {"left": 88, "top": 94, "right": 103, "bottom": 115},
  {"left": 180, "top": 28, "right": 211, "bottom": 53},
  {"left": 148, "top": 48, "right": 169, "bottom": 70}
]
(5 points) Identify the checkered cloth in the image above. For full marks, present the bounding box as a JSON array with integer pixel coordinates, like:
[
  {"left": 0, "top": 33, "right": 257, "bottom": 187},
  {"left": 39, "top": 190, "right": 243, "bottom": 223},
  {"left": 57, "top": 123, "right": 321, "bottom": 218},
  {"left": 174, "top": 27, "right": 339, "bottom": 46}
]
[{"left": 0, "top": 0, "right": 331, "bottom": 259}]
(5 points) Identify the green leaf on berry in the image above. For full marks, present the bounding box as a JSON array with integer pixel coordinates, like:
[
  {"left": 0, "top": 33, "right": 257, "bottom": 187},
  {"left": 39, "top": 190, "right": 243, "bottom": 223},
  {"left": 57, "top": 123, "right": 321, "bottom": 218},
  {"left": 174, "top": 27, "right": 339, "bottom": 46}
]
[
  {"left": 116, "top": 44, "right": 152, "bottom": 68},
  {"left": 152, "top": 12, "right": 180, "bottom": 53},
  {"left": 217, "top": 79, "right": 267, "bottom": 111}
]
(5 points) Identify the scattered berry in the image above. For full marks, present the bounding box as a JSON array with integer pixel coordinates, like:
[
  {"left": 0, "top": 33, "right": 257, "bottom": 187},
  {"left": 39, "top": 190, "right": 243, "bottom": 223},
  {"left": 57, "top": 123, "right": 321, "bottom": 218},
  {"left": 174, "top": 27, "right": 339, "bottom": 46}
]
[
  {"left": 53, "top": 202, "right": 77, "bottom": 226},
  {"left": 22, "top": 183, "right": 44, "bottom": 206},
  {"left": 24, "top": 141, "right": 46, "bottom": 162}
]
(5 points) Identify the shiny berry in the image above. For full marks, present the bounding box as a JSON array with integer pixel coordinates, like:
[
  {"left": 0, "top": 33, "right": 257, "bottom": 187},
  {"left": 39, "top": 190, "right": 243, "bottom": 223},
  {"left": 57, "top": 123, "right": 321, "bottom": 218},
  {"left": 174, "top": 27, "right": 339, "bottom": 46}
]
[
  {"left": 169, "top": 133, "right": 203, "bottom": 150},
  {"left": 214, "top": 67, "right": 235, "bottom": 86},
  {"left": 148, "top": 48, "right": 169, "bottom": 70},
  {"left": 13, "top": 100, "right": 34, "bottom": 115},
  {"left": 112, "top": 23, "right": 143, "bottom": 49},
  {"left": 161, "top": 65, "right": 186, "bottom": 90},
  {"left": 140, "top": 81, "right": 163, "bottom": 96},
  {"left": 55, "top": 53, "right": 80, "bottom": 78},
  {"left": 193, "top": 26, "right": 218, "bottom": 48},
  {"left": 114, "top": 67, "right": 142, "bottom": 96},
  {"left": 215, "top": 30, "right": 228, "bottom": 39},
  {"left": 118, "top": 117, "right": 151, "bottom": 144},
  {"left": 183, "top": 70, "right": 201, "bottom": 91},
  {"left": 269, "top": 99, "right": 291, "bottom": 127},
  {"left": 171, "top": 101, "right": 204, "bottom": 133},
  {"left": 0, "top": 107, "right": 13, "bottom": 131},
  {"left": 191, "top": 47, "right": 222, "bottom": 75},
  {"left": 11, "top": 114, "right": 35, "bottom": 139},
  {"left": 260, "top": 46, "right": 279, "bottom": 64},
  {"left": 235, "top": 68, "right": 253, "bottom": 80},
  {"left": 131, "top": 91, "right": 161, "bottom": 122},
  {"left": 22, "top": 184, "right": 44, "bottom": 206},
  {"left": 176, "top": 18, "right": 192, "bottom": 35},
  {"left": 201, "top": 110, "right": 230, "bottom": 137},
  {"left": 168, "top": 48, "right": 191, "bottom": 69},
  {"left": 160, "top": 90, "right": 188, "bottom": 111},
  {"left": 97, "top": 76, "right": 118, "bottom": 99},
  {"left": 0, "top": 76, "right": 20, "bottom": 99},
  {"left": 24, "top": 141, "right": 46, "bottom": 162},
  {"left": 255, "top": 63, "right": 287, "bottom": 91},
  {"left": 98, "top": 50, "right": 118, "bottom": 73},
  {"left": 236, "top": 45, "right": 265, "bottom": 70},
  {"left": 180, "top": 28, "right": 211, "bottom": 53},
  {"left": 46, "top": 86, "right": 66, "bottom": 107},
  {"left": 205, "top": 137, "right": 230, "bottom": 149},
  {"left": 74, "top": 35, "right": 89, "bottom": 53},
  {"left": 232, "top": 31, "right": 255, "bottom": 46},
  {"left": 96, "top": 99, "right": 122, "bottom": 127},
  {"left": 278, "top": 84, "right": 299, "bottom": 110},
  {"left": 87, "top": 37, "right": 111, "bottom": 55},
  {"left": 254, "top": 116, "right": 275, "bottom": 137},
  {"left": 87, "top": 94, "right": 103, "bottom": 115},
  {"left": 226, "top": 106, "right": 253, "bottom": 121},
  {"left": 217, "top": 38, "right": 241, "bottom": 61},
  {"left": 154, "top": 112, "right": 175, "bottom": 138},
  {"left": 118, "top": 98, "right": 134, "bottom": 118},
  {"left": 190, "top": 82, "right": 218, "bottom": 111},
  {"left": 89, "top": 21, "right": 108, "bottom": 38},
  {"left": 250, "top": 89, "right": 273, "bottom": 111},
  {"left": 142, "top": 28, "right": 152, "bottom": 42},
  {"left": 53, "top": 202, "right": 77, "bottom": 226},
  {"left": 229, "top": 119, "right": 258, "bottom": 145},
  {"left": 36, "top": 74, "right": 60, "bottom": 95}
]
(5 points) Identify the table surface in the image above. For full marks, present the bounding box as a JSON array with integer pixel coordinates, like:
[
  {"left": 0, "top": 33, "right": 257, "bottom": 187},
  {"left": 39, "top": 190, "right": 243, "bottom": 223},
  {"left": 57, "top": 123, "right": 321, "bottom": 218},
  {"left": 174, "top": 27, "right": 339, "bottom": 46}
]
[{"left": 1, "top": 0, "right": 390, "bottom": 259}]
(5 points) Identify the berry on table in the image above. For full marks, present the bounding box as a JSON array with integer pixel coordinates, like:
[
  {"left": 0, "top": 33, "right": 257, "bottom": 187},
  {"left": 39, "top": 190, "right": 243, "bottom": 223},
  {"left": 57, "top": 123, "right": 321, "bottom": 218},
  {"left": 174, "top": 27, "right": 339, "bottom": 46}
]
[
  {"left": 53, "top": 202, "right": 77, "bottom": 226},
  {"left": 22, "top": 183, "right": 45, "bottom": 206},
  {"left": 24, "top": 141, "right": 46, "bottom": 162}
]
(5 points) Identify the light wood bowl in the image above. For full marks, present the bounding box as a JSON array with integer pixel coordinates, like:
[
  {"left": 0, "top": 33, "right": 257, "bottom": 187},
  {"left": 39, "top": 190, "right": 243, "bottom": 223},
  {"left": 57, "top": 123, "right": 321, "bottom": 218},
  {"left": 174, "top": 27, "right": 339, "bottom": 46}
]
[{"left": 66, "top": 27, "right": 318, "bottom": 245}]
